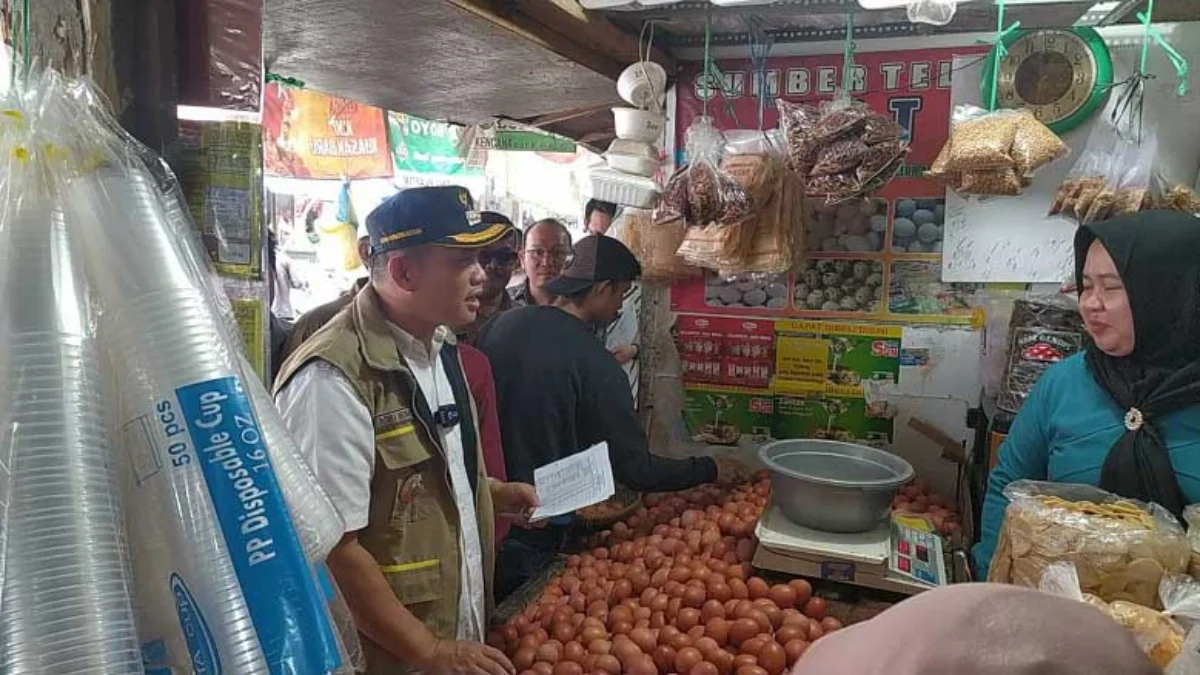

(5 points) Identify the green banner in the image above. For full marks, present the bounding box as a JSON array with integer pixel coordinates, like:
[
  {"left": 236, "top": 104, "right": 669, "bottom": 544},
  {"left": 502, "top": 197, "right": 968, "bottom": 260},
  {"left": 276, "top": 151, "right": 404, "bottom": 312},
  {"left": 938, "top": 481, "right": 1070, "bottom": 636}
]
[{"left": 388, "top": 111, "right": 479, "bottom": 176}]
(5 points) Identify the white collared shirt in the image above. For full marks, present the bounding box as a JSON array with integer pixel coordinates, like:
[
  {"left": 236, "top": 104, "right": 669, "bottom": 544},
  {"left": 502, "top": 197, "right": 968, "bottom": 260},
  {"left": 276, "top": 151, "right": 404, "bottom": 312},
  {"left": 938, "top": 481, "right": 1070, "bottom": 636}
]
[{"left": 275, "top": 324, "right": 486, "bottom": 644}]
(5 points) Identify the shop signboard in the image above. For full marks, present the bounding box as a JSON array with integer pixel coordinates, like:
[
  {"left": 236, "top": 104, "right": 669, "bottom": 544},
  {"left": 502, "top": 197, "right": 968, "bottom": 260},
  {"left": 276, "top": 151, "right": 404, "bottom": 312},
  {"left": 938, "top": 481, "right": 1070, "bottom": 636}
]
[
  {"left": 388, "top": 112, "right": 480, "bottom": 176},
  {"left": 262, "top": 83, "right": 392, "bottom": 179},
  {"left": 671, "top": 46, "right": 989, "bottom": 325},
  {"left": 473, "top": 127, "right": 577, "bottom": 153}
]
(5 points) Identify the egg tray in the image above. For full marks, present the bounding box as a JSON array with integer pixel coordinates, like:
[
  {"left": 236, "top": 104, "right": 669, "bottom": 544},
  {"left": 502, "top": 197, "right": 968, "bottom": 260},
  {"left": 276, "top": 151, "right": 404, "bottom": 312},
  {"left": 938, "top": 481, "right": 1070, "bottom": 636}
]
[{"left": 492, "top": 555, "right": 569, "bottom": 627}]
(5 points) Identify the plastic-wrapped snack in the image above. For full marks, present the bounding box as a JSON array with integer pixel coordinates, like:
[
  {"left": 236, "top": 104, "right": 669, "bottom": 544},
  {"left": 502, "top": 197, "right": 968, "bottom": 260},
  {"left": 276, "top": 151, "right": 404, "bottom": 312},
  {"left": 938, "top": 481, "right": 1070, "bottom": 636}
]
[
  {"left": 1086, "top": 130, "right": 1158, "bottom": 223},
  {"left": 807, "top": 172, "right": 860, "bottom": 201},
  {"left": 656, "top": 166, "right": 690, "bottom": 224},
  {"left": 687, "top": 160, "right": 722, "bottom": 224},
  {"left": 863, "top": 113, "right": 903, "bottom": 145},
  {"left": 716, "top": 170, "right": 752, "bottom": 226},
  {"left": 1011, "top": 110, "right": 1069, "bottom": 176},
  {"left": 810, "top": 138, "right": 869, "bottom": 176},
  {"left": 990, "top": 481, "right": 1191, "bottom": 609},
  {"left": 943, "top": 105, "right": 1020, "bottom": 172},
  {"left": 858, "top": 141, "right": 908, "bottom": 183},
  {"left": 958, "top": 167, "right": 1022, "bottom": 196},
  {"left": 1040, "top": 563, "right": 1200, "bottom": 669},
  {"left": 997, "top": 297, "right": 1087, "bottom": 414},
  {"left": 777, "top": 100, "right": 821, "bottom": 173},
  {"left": 1050, "top": 120, "right": 1116, "bottom": 218},
  {"left": 812, "top": 101, "right": 870, "bottom": 145},
  {"left": 926, "top": 137, "right": 953, "bottom": 180}
]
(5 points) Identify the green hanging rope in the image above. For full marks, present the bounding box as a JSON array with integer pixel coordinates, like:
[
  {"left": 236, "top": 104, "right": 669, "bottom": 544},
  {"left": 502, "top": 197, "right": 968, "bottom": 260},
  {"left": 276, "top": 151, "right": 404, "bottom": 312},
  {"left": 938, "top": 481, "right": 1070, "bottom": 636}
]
[
  {"left": 986, "top": 0, "right": 1020, "bottom": 111},
  {"left": 1136, "top": 2, "right": 1188, "bottom": 95},
  {"left": 841, "top": 12, "right": 856, "bottom": 97},
  {"left": 265, "top": 72, "right": 306, "bottom": 89},
  {"left": 702, "top": 6, "right": 713, "bottom": 118}
]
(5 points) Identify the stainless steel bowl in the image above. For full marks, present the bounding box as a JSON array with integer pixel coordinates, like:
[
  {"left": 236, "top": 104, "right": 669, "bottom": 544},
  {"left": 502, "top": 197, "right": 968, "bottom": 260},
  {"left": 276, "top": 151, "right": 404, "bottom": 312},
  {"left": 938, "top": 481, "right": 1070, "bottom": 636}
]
[{"left": 759, "top": 439, "right": 915, "bottom": 533}]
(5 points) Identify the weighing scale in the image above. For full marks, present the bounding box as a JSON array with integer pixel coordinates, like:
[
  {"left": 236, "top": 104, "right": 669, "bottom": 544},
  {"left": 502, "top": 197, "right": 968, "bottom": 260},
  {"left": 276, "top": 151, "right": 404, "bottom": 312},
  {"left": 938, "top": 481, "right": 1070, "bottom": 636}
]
[{"left": 753, "top": 504, "right": 943, "bottom": 596}]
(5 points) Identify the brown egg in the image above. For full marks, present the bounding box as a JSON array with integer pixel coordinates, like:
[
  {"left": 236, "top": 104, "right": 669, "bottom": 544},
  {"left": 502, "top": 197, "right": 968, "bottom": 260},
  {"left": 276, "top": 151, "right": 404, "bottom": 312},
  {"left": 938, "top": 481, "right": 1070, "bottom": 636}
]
[
  {"left": 821, "top": 617, "right": 843, "bottom": 632},
  {"left": 729, "top": 578, "right": 750, "bottom": 600},
  {"left": 733, "top": 654, "right": 758, "bottom": 670},
  {"left": 650, "top": 611, "right": 667, "bottom": 629},
  {"left": 563, "top": 641, "right": 587, "bottom": 663},
  {"left": 611, "top": 637, "right": 642, "bottom": 667},
  {"left": 629, "top": 628, "right": 657, "bottom": 654},
  {"left": 532, "top": 662, "right": 554, "bottom": 675},
  {"left": 739, "top": 636, "right": 768, "bottom": 658},
  {"left": 729, "top": 618, "right": 759, "bottom": 646},
  {"left": 746, "top": 578, "right": 770, "bottom": 601},
  {"left": 732, "top": 600, "right": 756, "bottom": 619},
  {"left": 653, "top": 644, "right": 677, "bottom": 672},
  {"left": 609, "top": 606, "right": 634, "bottom": 626},
  {"left": 727, "top": 565, "right": 751, "bottom": 582},
  {"left": 675, "top": 646, "right": 704, "bottom": 674},
  {"left": 753, "top": 602, "right": 782, "bottom": 630},
  {"left": 610, "top": 579, "right": 633, "bottom": 604},
  {"left": 768, "top": 584, "right": 797, "bottom": 610},
  {"left": 649, "top": 593, "right": 670, "bottom": 613},
  {"left": 746, "top": 610, "right": 772, "bottom": 634},
  {"left": 757, "top": 642, "right": 786, "bottom": 675},
  {"left": 780, "top": 609, "right": 806, "bottom": 628},
  {"left": 552, "top": 621, "right": 577, "bottom": 643},
  {"left": 704, "top": 617, "right": 730, "bottom": 646},
  {"left": 773, "top": 625, "right": 805, "bottom": 646},
  {"left": 670, "top": 566, "right": 693, "bottom": 584},
  {"left": 783, "top": 639, "right": 808, "bottom": 666},
  {"left": 683, "top": 585, "right": 707, "bottom": 610},
  {"left": 553, "top": 660, "right": 584, "bottom": 675},
  {"left": 594, "top": 654, "right": 621, "bottom": 675},
  {"left": 735, "top": 539, "right": 756, "bottom": 563},
  {"left": 670, "top": 630, "right": 693, "bottom": 651},
  {"left": 536, "top": 641, "right": 562, "bottom": 664},
  {"left": 692, "top": 662, "right": 720, "bottom": 675},
  {"left": 701, "top": 599, "right": 726, "bottom": 622},
  {"left": 802, "top": 597, "right": 828, "bottom": 621},
  {"left": 659, "top": 625, "right": 681, "bottom": 647},
  {"left": 805, "top": 619, "right": 824, "bottom": 642},
  {"left": 712, "top": 648, "right": 736, "bottom": 675},
  {"left": 515, "top": 647, "right": 537, "bottom": 670},
  {"left": 677, "top": 607, "right": 702, "bottom": 632},
  {"left": 694, "top": 636, "right": 721, "bottom": 662},
  {"left": 587, "top": 639, "right": 612, "bottom": 656},
  {"left": 626, "top": 654, "right": 658, "bottom": 675}
]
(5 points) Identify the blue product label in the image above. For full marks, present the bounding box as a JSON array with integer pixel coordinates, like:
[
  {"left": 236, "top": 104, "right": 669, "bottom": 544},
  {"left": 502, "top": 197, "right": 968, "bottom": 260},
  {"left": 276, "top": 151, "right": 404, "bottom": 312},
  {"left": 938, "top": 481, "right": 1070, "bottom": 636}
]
[
  {"left": 170, "top": 574, "right": 221, "bottom": 674},
  {"left": 176, "top": 376, "right": 341, "bottom": 675}
]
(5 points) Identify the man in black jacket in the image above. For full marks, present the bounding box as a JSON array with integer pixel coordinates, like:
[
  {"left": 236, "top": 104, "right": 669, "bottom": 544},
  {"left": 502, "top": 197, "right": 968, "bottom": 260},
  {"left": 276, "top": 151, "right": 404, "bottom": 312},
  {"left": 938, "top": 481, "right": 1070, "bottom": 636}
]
[{"left": 477, "top": 235, "right": 737, "bottom": 600}]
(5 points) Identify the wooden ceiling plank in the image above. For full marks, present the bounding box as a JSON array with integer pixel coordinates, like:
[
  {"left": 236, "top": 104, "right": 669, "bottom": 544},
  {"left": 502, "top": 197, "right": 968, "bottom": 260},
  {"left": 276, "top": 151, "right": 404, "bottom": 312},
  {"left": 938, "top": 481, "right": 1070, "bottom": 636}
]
[
  {"left": 510, "top": 0, "right": 676, "bottom": 70},
  {"left": 526, "top": 103, "right": 614, "bottom": 128}
]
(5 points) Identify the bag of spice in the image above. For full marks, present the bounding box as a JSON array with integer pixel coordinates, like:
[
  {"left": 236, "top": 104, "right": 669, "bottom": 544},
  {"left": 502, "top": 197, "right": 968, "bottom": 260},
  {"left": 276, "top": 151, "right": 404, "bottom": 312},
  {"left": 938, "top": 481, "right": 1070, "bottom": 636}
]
[{"left": 942, "top": 105, "right": 1021, "bottom": 173}]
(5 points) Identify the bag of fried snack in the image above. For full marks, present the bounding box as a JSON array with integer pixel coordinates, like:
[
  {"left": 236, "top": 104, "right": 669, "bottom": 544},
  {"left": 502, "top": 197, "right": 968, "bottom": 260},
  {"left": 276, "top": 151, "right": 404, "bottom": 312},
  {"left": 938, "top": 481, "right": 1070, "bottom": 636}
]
[
  {"left": 1049, "top": 120, "right": 1116, "bottom": 218},
  {"left": 1080, "top": 130, "right": 1158, "bottom": 224},
  {"left": 989, "top": 481, "right": 1190, "bottom": 608},
  {"left": 1040, "top": 562, "right": 1200, "bottom": 669}
]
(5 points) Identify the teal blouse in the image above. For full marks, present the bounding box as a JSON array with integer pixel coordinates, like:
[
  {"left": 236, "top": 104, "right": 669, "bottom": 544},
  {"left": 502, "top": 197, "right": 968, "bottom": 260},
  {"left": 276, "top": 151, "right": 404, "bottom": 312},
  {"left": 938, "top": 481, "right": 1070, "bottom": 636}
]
[{"left": 974, "top": 353, "right": 1200, "bottom": 577}]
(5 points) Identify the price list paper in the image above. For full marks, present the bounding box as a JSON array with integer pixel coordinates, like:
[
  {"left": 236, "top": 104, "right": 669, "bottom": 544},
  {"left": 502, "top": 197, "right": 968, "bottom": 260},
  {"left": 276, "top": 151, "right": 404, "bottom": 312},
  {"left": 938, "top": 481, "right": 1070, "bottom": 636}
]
[{"left": 530, "top": 443, "right": 615, "bottom": 521}]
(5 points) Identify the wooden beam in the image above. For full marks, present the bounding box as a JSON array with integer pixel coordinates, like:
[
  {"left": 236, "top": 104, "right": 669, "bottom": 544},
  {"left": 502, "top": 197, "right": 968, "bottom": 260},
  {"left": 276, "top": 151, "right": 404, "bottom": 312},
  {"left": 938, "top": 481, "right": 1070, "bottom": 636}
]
[
  {"left": 526, "top": 103, "right": 612, "bottom": 128},
  {"left": 510, "top": 0, "right": 676, "bottom": 71},
  {"left": 448, "top": 0, "right": 628, "bottom": 80}
]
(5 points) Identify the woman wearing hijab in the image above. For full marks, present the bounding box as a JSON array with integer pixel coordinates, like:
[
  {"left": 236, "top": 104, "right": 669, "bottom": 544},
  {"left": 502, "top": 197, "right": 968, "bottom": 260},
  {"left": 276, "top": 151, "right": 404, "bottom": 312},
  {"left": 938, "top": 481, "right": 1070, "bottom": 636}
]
[
  {"left": 974, "top": 211, "right": 1200, "bottom": 576},
  {"left": 792, "top": 583, "right": 1159, "bottom": 674}
]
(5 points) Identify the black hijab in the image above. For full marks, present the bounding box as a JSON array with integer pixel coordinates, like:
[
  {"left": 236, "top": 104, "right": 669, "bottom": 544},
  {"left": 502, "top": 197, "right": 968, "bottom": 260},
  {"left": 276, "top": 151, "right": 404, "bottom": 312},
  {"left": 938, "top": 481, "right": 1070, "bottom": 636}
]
[{"left": 1074, "top": 211, "right": 1200, "bottom": 515}]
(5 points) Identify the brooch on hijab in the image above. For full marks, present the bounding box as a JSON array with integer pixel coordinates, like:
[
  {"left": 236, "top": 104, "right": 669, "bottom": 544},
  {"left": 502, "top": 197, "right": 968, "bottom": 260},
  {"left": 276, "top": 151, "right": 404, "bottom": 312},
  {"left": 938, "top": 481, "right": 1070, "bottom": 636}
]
[{"left": 1124, "top": 407, "right": 1145, "bottom": 431}]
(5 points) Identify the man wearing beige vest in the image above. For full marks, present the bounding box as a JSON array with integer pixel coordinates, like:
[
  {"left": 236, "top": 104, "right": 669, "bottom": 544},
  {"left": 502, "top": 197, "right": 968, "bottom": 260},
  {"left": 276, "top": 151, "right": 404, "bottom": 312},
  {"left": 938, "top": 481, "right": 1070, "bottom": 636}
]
[{"left": 275, "top": 186, "right": 537, "bottom": 675}]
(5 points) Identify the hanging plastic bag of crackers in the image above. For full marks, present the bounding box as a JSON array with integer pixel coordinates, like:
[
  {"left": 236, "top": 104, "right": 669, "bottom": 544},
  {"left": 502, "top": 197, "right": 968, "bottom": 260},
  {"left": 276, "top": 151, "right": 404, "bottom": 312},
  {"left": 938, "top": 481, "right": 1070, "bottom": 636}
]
[{"left": 656, "top": 118, "right": 751, "bottom": 228}]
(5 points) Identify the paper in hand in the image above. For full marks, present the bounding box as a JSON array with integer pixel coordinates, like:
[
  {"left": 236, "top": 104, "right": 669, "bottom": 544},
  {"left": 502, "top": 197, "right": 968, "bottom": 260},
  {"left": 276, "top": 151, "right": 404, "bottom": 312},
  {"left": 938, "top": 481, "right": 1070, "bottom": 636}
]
[{"left": 530, "top": 442, "right": 615, "bottom": 521}]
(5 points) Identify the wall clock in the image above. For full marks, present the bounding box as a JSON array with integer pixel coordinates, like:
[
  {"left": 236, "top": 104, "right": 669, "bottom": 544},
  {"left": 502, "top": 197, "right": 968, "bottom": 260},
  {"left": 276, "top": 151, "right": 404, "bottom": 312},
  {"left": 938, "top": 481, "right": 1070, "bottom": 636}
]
[{"left": 982, "top": 27, "right": 1113, "bottom": 135}]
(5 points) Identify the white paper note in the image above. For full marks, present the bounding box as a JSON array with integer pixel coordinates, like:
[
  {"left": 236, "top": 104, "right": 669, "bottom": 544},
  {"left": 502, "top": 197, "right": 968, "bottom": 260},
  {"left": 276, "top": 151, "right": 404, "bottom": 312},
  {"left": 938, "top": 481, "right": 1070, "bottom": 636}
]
[{"left": 530, "top": 442, "right": 615, "bottom": 521}]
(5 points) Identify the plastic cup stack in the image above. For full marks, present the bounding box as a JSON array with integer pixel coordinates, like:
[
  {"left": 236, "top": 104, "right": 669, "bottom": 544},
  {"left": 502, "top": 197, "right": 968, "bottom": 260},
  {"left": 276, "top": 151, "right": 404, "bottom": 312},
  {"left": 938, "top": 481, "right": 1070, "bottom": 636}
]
[
  {"left": 0, "top": 196, "right": 143, "bottom": 674},
  {"left": 68, "top": 166, "right": 272, "bottom": 674},
  {"left": 158, "top": 188, "right": 345, "bottom": 560}
]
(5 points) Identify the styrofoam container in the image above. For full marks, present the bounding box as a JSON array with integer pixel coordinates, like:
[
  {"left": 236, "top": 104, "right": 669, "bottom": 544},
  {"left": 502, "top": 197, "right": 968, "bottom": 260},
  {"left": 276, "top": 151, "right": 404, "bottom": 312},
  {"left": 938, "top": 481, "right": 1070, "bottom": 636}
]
[
  {"left": 605, "top": 152, "right": 660, "bottom": 178},
  {"left": 591, "top": 168, "right": 660, "bottom": 209},
  {"left": 617, "top": 61, "right": 668, "bottom": 110},
  {"left": 613, "top": 108, "right": 666, "bottom": 143}
]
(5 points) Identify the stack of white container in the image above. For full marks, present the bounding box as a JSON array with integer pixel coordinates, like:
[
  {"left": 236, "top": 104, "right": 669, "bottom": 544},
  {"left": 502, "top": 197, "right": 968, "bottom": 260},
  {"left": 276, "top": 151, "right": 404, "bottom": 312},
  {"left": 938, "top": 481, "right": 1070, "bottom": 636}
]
[{"left": 592, "top": 61, "right": 669, "bottom": 208}]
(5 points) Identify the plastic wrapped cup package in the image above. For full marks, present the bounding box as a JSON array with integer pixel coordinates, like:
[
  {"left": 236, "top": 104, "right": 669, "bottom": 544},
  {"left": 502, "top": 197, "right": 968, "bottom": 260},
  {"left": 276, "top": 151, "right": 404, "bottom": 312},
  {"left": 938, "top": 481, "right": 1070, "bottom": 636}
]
[
  {"left": 0, "top": 194, "right": 142, "bottom": 673},
  {"left": 67, "top": 164, "right": 343, "bottom": 675}
]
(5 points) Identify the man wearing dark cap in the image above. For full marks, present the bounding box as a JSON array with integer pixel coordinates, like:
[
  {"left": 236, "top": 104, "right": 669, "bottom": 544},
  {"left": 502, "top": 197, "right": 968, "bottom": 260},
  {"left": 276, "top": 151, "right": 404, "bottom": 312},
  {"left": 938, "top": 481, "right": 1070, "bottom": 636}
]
[
  {"left": 477, "top": 235, "right": 737, "bottom": 600},
  {"left": 274, "top": 186, "right": 537, "bottom": 675}
]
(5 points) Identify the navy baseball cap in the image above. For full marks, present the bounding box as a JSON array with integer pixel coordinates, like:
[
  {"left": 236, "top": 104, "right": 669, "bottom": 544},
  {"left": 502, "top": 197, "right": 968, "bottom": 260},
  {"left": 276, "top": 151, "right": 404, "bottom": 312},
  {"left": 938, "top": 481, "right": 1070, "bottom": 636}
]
[
  {"left": 365, "top": 186, "right": 512, "bottom": 254},
  {"left": 544, "top": 235, "right": 642, "bottom": 296}
]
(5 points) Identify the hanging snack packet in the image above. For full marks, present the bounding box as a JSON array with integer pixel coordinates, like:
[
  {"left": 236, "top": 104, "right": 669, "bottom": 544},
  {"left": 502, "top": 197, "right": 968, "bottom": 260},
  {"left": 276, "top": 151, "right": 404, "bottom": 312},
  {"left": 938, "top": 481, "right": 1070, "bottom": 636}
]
[
  {"left": 1050, "top": 120, "right": 1116, "bottom": 218},
  {"left": 942, "top": 105, "right": 1020, "bottom": 173},
  {"left": 1083, "top": 130, "right": 1158, "bottom": 223},
  {"left": 777, "top": 100, "right": 821, "bottom": 174},
  {"left": 1010, "top": 109, "right": 1069, "bottom": 177},
  {"left": 958, "top": 167, "right": 1023, "bottom": 197}
]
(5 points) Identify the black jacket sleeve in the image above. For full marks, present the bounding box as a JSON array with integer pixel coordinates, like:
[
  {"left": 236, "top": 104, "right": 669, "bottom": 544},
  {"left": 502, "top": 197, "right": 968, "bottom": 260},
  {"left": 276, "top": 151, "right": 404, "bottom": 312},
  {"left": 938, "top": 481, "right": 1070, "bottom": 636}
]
[{"left": 586, "top": 355, "right": 716, "bottom": 493}]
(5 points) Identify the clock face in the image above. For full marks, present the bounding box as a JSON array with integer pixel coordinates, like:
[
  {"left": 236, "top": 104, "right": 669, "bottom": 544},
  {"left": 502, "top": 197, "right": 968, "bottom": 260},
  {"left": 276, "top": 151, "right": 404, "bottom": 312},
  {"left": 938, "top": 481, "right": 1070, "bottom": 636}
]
[{"left": 991, "top": 28, "right": 1113, "bottom": 134}]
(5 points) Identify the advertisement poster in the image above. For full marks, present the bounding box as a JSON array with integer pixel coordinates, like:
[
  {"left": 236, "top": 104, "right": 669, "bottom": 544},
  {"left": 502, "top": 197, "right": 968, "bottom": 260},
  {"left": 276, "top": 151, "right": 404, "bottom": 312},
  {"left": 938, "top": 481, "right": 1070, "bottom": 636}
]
[
  {"left": 262, "top": 83, "right": 392, "bottom": 179},
  {"left": 679, "top": 315, "right": 900, "bottom": 447},
  {"left": 175, "top": 120, "right": 264, "bottom": 279},
  {"left": 388, "top": 112, "right": 480, "bottom": 176},
  {"left": 671, "top": 46, "right": 989, "bottom": 325}
]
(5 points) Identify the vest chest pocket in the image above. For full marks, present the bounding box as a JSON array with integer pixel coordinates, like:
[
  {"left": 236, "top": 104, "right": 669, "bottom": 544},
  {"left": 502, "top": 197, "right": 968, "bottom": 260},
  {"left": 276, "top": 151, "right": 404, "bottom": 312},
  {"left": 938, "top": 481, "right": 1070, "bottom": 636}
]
[{"left": 377, "top": 429, "right": 439, "bottom": 528}]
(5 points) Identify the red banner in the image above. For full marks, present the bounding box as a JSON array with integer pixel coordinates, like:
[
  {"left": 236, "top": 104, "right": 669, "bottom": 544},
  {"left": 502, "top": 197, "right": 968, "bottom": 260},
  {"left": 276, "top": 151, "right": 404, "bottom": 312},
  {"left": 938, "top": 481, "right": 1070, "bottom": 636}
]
[
  {"left": 671, "top": 46, "right": 989, "bottom": 325},
  {"left": 676, "top": 46, "right": 986, "bottom": 181},
  {"left": 262, "top": 84, "right": 392, "bottom": 179}
]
